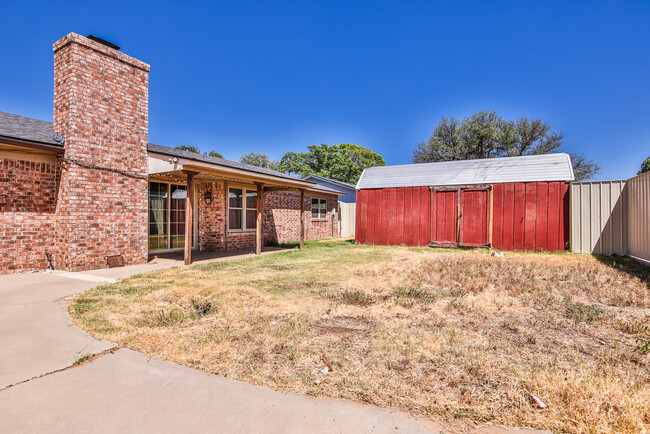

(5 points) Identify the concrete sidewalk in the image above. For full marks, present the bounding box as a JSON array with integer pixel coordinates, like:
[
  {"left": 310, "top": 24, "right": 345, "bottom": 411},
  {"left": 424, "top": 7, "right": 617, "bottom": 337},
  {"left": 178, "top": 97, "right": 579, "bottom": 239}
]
[{"left": 0, "top": 255, "right": 546, "bottom": 433}]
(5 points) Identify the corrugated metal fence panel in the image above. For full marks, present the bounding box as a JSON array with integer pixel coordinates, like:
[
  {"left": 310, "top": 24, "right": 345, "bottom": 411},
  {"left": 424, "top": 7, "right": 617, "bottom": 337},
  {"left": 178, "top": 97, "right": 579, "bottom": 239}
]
[
  {"left": 339, "top": 202, "right": 356, "bottom": 238},
  {"left": 627, "top": 173, "right": 650, "bottom": 261},
  {"left": 570, "top": 180, "right": 628, "bottom": 254},
  {"left": 492, "top": 182, "right": 569, "bottom": 251}
]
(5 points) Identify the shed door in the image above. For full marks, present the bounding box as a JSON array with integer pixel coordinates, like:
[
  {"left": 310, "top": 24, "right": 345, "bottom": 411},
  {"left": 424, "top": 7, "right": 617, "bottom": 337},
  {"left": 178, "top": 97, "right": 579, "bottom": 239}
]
[
  {"left": 459, "top": 188, "right": 490, "bottom": 247},
  {"left": 430, "top": 189, "right": 458, "bottom": 246}
]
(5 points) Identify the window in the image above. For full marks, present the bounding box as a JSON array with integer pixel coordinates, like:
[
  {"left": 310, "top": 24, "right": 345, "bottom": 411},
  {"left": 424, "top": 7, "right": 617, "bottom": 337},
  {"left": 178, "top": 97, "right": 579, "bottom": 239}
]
[
  {"left": 311, "top": 198, "right": 327, "bottom": 220},
  {"left": 229, "top": 187, "right": 258, "bottom": 231}
]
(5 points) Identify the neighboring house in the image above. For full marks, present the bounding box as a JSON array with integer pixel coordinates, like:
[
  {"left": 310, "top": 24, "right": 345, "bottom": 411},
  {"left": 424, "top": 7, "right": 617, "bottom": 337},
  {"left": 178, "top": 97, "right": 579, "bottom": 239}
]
[
  {"left": 355, "top": 154, "right": 575, "bottom": 251},
  {"left": 302, "top": 175, "right": 357, "bottom": 203},
  {"left": 0, "top": 33, "right": 342, "bottom": 275}
]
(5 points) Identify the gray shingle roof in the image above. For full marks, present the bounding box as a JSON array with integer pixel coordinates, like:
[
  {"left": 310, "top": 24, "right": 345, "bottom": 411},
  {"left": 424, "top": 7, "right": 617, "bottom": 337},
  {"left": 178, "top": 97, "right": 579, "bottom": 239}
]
[
  {"left": 0, "top": 111, "right": 59, "bottom": 146},
  {"left": 356, "top": 153, "right": 575, "bottom": 189},
  {"left": 0, "top": 111, "right": 312, "bottom": 184},
  {"left": 147, "top": 143, "right": 307, "bottom": 183},
  {"left": 303, "top": 174, "right": 357, "bottom": 190}
]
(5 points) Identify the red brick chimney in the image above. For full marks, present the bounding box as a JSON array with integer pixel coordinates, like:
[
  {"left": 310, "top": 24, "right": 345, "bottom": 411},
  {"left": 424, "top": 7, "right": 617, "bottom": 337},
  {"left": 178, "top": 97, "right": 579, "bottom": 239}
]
[{"left": 53, "top": 33, "right": 150, "bottom": 270}]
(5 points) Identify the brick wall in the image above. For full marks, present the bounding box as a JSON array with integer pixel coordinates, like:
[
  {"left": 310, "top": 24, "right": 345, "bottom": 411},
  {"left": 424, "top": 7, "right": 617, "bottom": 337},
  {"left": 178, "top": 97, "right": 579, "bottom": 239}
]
[
  {"left": 0, "top": 156, "right": 59, "bottom": 273},
  {"left": 197, "top": 183, "right": 339, "bottom": 251},
  {"left": 197, "top": 181, "right": 227, "bottom": 251},
  {"left": 263, "top": 190, "right": 338, "bottom": 244},
  {"left": 53, "top": 33, "right": 150, "bottom": 271}
]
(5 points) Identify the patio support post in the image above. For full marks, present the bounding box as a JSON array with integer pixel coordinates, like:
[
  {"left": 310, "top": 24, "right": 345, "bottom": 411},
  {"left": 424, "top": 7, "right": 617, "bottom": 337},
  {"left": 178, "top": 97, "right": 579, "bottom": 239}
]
[
  {"left": 300, "top": 189, "right": 305, "bottom": 249},
  {"left": 256, "top": 182, "right": 264, "bottom": 255},
  {"left": 182, "top": 170, "right": 198, "bottom": 265}
]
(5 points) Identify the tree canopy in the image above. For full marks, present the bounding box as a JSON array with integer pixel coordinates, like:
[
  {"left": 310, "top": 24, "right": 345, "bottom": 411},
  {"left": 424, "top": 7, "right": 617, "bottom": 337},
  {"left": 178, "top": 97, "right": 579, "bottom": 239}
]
[
  {"left": 175, "top": 145, "right": 201, "bottom": 153},
  {"left": 413, "top": 111, "right": 601, "bottom": 181},
  {"left": 279, "top": 144, "right": 385, "bottom": 184},
  {"left": 638, "top": 155, "right": 650, "bottom": 175},
  {"left": 174, "top": 146, "right": 223, "bottom": 159},
  {"left": 240, "top": 152, "right": 279, "bottom": 170}
]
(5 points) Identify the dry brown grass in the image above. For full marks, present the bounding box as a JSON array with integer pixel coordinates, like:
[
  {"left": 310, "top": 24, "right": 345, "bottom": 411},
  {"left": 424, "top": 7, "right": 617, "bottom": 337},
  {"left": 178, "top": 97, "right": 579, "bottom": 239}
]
[{"left": 71, "top": 240, "right": 650, "bottom": 433}]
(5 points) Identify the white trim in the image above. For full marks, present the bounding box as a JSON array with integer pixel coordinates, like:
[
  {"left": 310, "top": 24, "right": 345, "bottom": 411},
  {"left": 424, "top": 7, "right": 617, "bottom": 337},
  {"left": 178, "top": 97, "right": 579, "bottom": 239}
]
[
  {"left": 227, "top": 185, "right": 258, "bottom": 232},
  {"left": 310, "top": 197, "right": 328, "bottom": 220}
]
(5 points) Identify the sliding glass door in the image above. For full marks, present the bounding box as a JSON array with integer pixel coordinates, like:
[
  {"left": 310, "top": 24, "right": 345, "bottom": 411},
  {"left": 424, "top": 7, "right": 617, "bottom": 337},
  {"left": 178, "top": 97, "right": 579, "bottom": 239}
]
[{"left": 149, "top": 182, "right": 194, "bottom": 252}]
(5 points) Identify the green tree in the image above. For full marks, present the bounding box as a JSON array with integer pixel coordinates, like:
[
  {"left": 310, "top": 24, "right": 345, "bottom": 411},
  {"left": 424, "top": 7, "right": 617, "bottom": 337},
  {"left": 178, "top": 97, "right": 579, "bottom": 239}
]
[
  {"left": 175, "top": 145, "right": 201, "bottom": 153},
  {"left": 279, "top": 144, "right": 385, "bottom": 183},
  {"left": 240, "top": 152, "right": 279, "bottom": 170},
  {"left": 413, "top": 110, "right": 601, "bottom": 180},
  {"left": 638, "top": 155, "right": 650, "bottom": 175},
  {"left": 208, "top": 150, "right": 223, "bottom": 159}
]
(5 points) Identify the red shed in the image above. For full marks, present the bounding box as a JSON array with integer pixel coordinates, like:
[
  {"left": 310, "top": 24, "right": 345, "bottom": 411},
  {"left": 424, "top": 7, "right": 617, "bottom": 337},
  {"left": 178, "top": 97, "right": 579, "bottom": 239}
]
[{"left": 355, "top": 153, "right": 575, "bottom": 251}]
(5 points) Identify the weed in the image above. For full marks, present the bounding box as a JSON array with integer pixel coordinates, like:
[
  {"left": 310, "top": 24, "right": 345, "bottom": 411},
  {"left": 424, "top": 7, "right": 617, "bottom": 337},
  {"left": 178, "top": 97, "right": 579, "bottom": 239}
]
[
  {"left": 73, "top": 353, "right": 94, "bottom": 365},
  {"left": 636, "top": 337, "right": 650, "bottom": 354},
  {"left": 145, "top": 309, "right": 186, "bottom": 327},
  {"left": 565, "top": 301, "right": 606, "bottom": 323},
  {"left": 326, "top": 289, "right": 374, "bottom": 306}
]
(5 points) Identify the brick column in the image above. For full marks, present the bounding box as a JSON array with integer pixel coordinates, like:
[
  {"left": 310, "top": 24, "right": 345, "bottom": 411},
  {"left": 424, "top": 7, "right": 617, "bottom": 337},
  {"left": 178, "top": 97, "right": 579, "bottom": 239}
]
[{"left": 53, "top": 33, "right": 150, "bottom": 271}]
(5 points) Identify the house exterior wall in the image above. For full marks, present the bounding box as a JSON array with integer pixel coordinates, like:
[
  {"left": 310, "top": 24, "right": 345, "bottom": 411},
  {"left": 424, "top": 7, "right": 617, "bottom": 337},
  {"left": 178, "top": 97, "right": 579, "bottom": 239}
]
[
  {"left": 0, "top": 154, "right": 60, "bottom": 273},
  {"left": 196, "top": 183, "right": 339, "bottom": 251},
  {"left": 53, "top": 33, "right": 150, "bottom": 271},
  {"left": 263, "top": 190, "right": 338, "bottom": 244},
  {"left": 356, "top": 181, "right": 570, "bottom": 251},
  {"left": 306, "top": 178, "right": 356, "bottom": 203}
]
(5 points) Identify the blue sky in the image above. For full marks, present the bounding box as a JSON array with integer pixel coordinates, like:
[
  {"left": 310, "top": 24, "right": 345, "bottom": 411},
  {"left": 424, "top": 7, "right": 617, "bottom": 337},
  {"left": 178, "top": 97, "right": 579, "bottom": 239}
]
[{"left": 1, "top": 0, "right": 648, "bottom": 179}]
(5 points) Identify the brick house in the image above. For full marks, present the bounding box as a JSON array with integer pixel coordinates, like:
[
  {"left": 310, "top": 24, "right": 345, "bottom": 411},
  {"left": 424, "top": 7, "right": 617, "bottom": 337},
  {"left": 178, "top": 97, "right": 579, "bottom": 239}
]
[{"left": 0, "top": 33, "right": 342, "bottom": 274}]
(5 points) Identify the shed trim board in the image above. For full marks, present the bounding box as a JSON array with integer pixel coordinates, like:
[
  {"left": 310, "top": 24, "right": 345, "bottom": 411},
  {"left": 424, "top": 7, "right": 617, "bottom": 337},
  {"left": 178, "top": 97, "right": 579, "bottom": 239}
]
[{"left": 356, "top": 181, "right": 570, "bottom": 251}]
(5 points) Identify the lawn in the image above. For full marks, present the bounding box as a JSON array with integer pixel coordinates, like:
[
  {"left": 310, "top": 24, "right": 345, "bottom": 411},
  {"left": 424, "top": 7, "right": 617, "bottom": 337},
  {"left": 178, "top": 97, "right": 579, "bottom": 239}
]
[{"left": 71, "top": 239, "right": 650, "bottom": 432}]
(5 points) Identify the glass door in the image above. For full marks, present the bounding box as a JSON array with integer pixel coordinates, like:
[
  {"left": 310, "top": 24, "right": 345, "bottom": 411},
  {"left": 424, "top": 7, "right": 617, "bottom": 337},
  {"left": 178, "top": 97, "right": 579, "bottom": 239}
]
[{"left": 149, "top": 182, "right": 195, "bottom": 251}]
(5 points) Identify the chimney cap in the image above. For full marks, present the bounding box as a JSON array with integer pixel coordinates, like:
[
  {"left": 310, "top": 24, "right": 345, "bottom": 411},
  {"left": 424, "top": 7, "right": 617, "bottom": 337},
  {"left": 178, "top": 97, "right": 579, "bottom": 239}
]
[{"left": 87, "top": 34, "right": 120, "bottom": 50}]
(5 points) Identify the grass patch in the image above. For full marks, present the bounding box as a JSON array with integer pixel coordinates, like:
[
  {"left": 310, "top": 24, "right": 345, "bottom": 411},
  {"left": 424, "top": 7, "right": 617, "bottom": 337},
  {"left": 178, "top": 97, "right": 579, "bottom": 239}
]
[
  {"left": 70, "top": 239, "right": 650, "bottom": 433},
  {"left": 565, "top": 301, "right": 606, "bottom": 323}
]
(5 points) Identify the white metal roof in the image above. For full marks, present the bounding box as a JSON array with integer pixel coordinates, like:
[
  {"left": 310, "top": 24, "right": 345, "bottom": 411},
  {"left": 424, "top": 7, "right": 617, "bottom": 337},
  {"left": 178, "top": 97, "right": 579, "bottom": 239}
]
[{"left": 356, "top": 153, "right": 574, "bottom": 189}]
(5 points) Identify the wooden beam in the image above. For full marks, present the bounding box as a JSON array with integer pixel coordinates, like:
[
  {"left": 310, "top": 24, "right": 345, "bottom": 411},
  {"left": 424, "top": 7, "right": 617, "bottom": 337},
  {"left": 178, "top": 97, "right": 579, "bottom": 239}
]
[
  {"left": 182, "top": 170, "right": 198, "bottom": 265},
  {"left": 256, "top": 183, "right": 264, "bottom": 255},
  {"left": 300, "top": 189, "right": 305, "bottom": 249},
  {"left": 224, "top": 181, "right": 229, "bottom": 252}
]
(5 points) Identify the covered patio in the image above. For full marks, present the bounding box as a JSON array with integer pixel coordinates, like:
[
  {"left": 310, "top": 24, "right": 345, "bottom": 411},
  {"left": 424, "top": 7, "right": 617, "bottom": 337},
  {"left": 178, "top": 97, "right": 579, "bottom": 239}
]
[{"left": 147, "top": 144, "right": 341, "bottom": 265}]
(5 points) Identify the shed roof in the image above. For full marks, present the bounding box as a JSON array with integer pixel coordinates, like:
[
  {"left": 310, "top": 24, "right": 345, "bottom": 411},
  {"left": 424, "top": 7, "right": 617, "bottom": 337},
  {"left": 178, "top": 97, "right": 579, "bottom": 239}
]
[{"left": 356, "top": 153, "right": 575, "bottom": 189}]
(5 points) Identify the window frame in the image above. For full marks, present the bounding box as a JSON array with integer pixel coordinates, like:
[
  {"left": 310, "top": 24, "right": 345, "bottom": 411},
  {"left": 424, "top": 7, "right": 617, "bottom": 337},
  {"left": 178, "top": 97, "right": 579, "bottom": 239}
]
[
  {"left": 311, "top": 197, "right": 328, "bottom": 221},
  {"left": 228, "top": 185, "right": 258, "bottom": 232}
]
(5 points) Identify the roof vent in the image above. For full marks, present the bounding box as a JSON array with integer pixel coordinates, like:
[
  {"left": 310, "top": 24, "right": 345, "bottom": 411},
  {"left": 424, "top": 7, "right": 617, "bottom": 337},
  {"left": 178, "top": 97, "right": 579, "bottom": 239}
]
[{"left": 87, "top": 35, "right": 120, "bottom": 50}]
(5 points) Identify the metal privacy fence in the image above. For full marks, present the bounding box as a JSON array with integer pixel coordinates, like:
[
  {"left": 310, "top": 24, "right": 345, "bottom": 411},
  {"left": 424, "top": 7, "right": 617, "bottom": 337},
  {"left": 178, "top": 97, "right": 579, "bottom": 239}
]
[
  {"left": 570, "top": 173, "right": 650, "bottom": 262},
  {"left": 627, "top": 172, "right": 650, "bottom": 261}
]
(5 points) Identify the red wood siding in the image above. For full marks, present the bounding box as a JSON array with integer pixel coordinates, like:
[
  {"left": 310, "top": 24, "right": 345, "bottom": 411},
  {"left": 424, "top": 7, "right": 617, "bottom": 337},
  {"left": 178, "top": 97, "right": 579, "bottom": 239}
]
[
  {"left": 355, "top": 182, "right": 570, "bottom": 251},
  {"left": 460, "top": 188, "right": 489, "bottom": 246}
]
